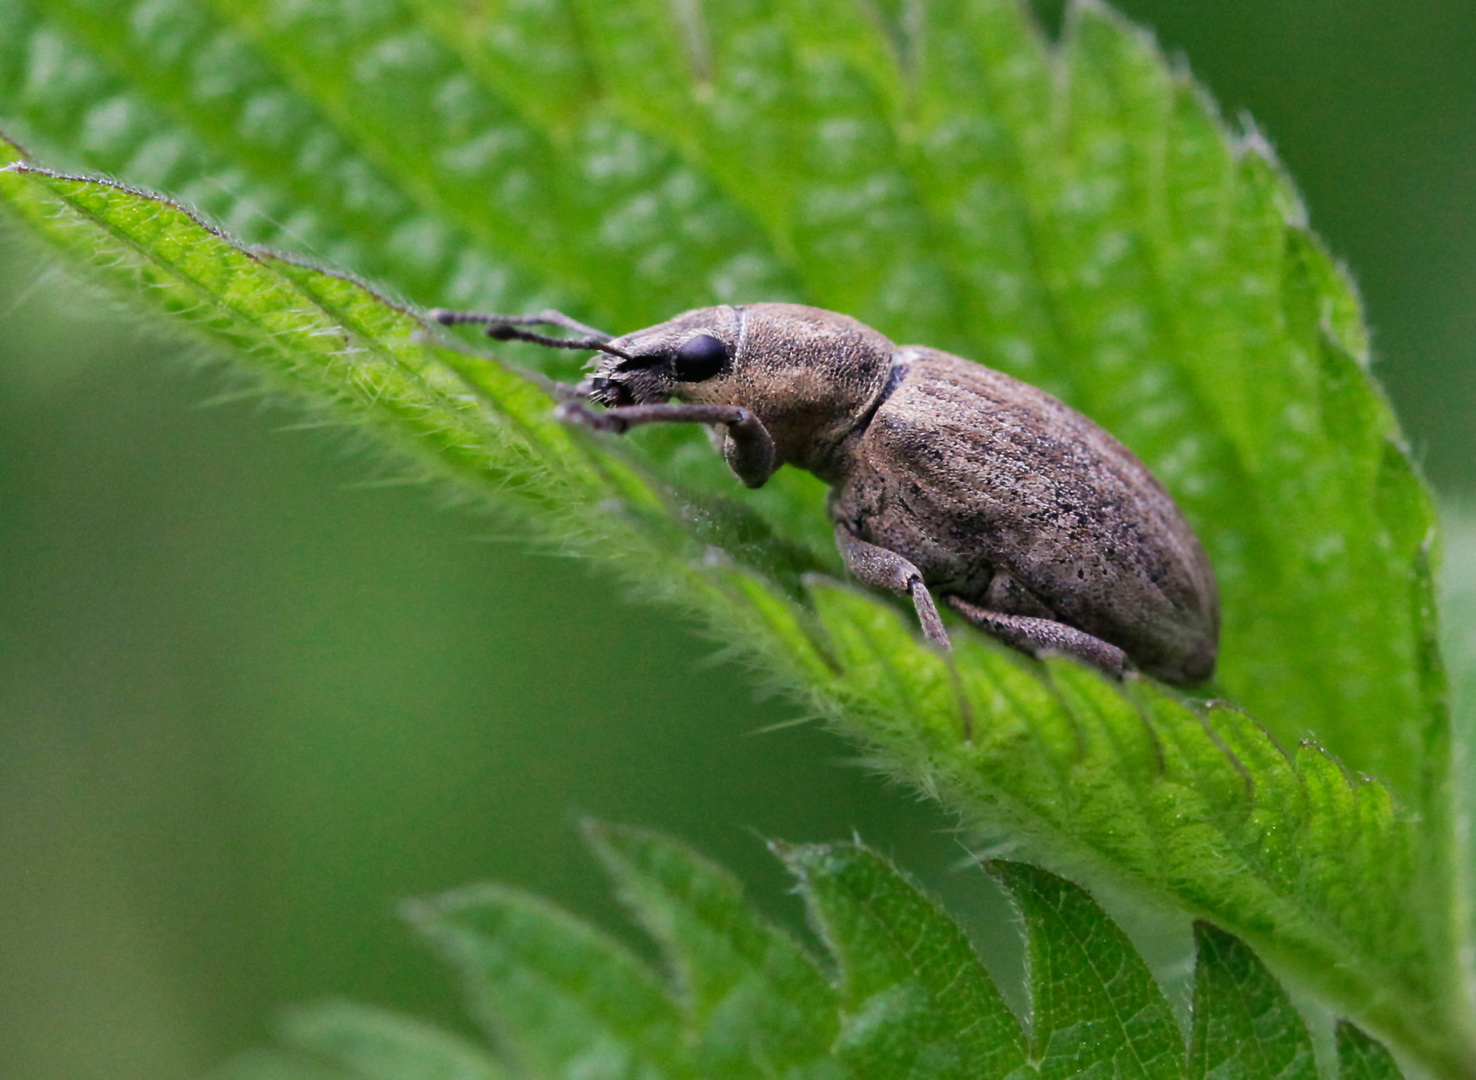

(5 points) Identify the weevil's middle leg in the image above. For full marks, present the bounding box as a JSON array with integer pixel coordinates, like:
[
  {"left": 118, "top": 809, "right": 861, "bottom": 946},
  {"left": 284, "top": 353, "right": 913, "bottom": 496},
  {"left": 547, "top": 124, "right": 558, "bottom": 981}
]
[
  {"left": 832, "top": 525, "right": 950, "bottom": 649},
  {"left": 945, "top": 596, "right": 1126, "bottom": 678}
]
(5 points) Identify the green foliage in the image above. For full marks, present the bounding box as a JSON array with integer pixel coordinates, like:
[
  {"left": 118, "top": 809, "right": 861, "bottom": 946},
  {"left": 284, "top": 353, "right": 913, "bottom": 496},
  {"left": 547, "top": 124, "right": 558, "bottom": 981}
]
[
  {"left": 994, "top": 859, "right": 1182, "bottom": 1080},
  {"left": 218, "top": 1003, "right": 510, "bottom": 1080},
  {"left": 0, "top": 0, "right": 1465, "bottom": 1073},
  {"left": 782, "top": 836, "right": 1025, "bottom": 1078},
  {"left": 1189, "top": 924, "right": 1315, "bottom": 1080},
  {"left": 223, "top": 826, "right": 1403, "bottom": 1080}
]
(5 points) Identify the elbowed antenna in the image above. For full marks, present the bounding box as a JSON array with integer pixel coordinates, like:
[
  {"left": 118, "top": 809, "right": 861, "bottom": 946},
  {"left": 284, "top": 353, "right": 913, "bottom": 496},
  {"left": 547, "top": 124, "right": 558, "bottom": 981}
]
[{"left": 429, "top": 308, "right": 634, "bottom": 360}]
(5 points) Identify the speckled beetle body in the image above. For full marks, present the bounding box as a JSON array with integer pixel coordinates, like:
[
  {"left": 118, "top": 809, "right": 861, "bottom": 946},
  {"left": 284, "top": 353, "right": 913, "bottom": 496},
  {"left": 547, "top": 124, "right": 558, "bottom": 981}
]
[{"left": 433, "top": 302, "right": 1219, "bottom": 684}]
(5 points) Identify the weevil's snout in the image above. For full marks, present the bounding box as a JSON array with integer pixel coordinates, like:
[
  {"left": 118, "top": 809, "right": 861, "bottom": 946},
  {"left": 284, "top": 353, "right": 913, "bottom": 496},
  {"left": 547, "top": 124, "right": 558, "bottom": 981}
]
[
  {"left": 588, "top": 374, "right": 636, "bottom": 407},
  {"left": 584, "top": 355, "right": 672, "bottom": 407}
]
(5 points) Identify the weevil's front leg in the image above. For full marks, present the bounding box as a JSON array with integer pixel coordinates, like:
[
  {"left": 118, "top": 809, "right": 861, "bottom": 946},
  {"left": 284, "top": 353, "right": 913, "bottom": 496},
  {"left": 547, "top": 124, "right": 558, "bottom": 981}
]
[
  {"left": 556, "top": 400, "right": 777, "bottom": 488},
  {"left": 945, "top": 596, "right": 1126, "bottom": 678},
  {"left": 832, "top": 525, "right": 950, "bottom": 649}
]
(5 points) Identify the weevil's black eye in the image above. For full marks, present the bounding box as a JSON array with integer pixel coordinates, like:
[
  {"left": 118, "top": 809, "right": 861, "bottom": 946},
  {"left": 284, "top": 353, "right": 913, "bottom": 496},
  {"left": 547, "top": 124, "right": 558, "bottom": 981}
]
[{"left": 673, "top": 334, "right": 729, "bottom": 382}]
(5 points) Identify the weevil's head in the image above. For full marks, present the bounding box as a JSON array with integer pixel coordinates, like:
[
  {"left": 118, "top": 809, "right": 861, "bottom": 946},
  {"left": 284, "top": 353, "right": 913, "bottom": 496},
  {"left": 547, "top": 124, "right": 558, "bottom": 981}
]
[
  {"left": 589, "top": 303, "right": 895, "bottom": 474},
  {"left": 586, "top": 305, "right": 744, "bottom": 408}
]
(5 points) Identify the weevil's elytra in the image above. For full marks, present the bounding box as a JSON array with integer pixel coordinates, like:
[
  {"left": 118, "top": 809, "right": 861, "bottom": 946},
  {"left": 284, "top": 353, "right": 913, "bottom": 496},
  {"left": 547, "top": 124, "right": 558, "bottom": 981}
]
[{"left": 431, "top": 302, "right": 1220, "bottom": 684}]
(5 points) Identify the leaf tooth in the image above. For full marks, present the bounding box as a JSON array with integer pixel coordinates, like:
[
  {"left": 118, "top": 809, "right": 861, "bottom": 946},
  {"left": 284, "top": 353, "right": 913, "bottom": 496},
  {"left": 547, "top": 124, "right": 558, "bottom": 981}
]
[
  {"left": 778, "top": 839, "right": 1028, "bottom": 1080},
  {"left": 581, "top": 820, "right": 839, "bottom": 1075},
  {"left": 991, "top": 859, "right": 1184, "bottom": 1080},
  {"left": 1189, "top": 922, "right": 1316, "bottom": 1080},
  {"left": 1335, "top": 1021, "right": 1405, "bottom": 1080},
  {"left": 405, "top": 882, "right": 690, "bottom": 1080}
]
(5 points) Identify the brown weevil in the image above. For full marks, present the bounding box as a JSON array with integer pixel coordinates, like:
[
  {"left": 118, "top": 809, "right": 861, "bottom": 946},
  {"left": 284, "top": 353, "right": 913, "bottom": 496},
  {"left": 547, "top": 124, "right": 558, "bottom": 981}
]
[{"left": 432, "top": 303, "right": 1219, "bottom": 684}]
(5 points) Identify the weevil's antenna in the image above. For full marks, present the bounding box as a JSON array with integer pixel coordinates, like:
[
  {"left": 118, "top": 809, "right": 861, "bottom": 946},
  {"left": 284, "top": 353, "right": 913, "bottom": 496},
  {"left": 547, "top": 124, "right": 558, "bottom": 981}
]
[
  {"left": 429, "top": 308, "right": 634, "bottom": 360},
  {"left": 490, "top": 327, "right": 635, "bottom": 361},
  {"left": 430, "top": 308, "right": 612, "bottom": 338}
]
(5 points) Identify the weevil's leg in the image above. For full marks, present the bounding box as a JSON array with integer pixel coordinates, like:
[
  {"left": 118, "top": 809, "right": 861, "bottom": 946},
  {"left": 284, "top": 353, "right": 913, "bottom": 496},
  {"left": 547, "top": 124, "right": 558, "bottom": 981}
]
[
  {"left": 429, "top": 308, "right": 613, "bottom": 340},
  {"left": 945, "top": 596, "right": 1126, "bottom": 678},
  {"left": 557, "top": 400, "right": 777, "bottom": 488},
  {"left": 832, "top": 525, "right": 950, "bottom": 650},
  {"left": 547, "top": 377, "right": 597, "bottom": 402}
]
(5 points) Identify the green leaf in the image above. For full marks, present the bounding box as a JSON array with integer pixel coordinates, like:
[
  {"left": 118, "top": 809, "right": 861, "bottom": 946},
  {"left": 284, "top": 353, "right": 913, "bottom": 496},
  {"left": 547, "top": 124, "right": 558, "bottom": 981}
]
[
  {"left": 583, "top": 821, "right": 842, "bottom": 1079},
  {"left": 776, "top": 841, "right": 1027, "bottom": 1080},
  {"left": 0, "top": 135, "right": 1454, "bottom": 1076},
  {"left": 1188, "top": 924, "right": 1315, "bottom": 1080},
  {"left": 406, "top": 884, "right": 690, "bottom": 1080},
  {"left": 212, "top": 1002, "right": 510, "bottom": 1080},
  {"left": 237, "top": 831, "right": 1412, "bottom": 1080},
  {"left": 1337, "top": 1022, "right": 1405, "bottom": 1080},
  {"left": 992, "top": 860, "right": 1182, "bottom": 1080},
  {"left": 0, "top": 0, "right": 1441, "bottom": 789},
  {"left": 0, "top": 0, "right": 1462, "bottom": 1071},
  {"left": 794, "top": 584, "right": 1444, "bottom": 1061}
]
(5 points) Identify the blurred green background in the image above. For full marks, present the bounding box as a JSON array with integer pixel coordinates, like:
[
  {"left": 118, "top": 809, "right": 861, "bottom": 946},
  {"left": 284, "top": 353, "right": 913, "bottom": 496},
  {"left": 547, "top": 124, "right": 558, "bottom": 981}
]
[{"left": 1, "top": 3, "right": 1474, "bottom": 1079}]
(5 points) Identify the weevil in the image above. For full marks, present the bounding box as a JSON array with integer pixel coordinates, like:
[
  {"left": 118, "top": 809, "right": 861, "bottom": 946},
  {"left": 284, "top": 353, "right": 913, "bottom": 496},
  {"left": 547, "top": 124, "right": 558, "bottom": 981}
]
[{"left": 432, "top": 303, "right": 1219, "bottom": 683}]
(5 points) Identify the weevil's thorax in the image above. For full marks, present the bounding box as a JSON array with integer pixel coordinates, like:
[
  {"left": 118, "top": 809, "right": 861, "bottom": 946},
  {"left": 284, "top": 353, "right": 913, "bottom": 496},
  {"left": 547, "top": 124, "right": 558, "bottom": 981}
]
[
  {"left": 726, "top": 305, "right": 893, "bottom": 479},
  {"left": 596, "top": 303, "right": 894, "bottom": 482}
]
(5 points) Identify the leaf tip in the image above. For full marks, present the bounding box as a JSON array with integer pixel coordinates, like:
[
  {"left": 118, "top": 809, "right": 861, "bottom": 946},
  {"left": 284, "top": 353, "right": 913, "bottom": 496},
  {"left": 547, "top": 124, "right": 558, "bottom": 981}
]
[
  {"left": 1190, "top": 918, "right": 1236, "bottom": 951},
  {"left": 399, "top": 889, "right": 459, "bottom": 940},
  {"left": 772, "top": 838, "right": 846, "bottom": 879},
  {"left": 1335, "top": 1019, "right": 1405, "bottom": 1079},
  {"left": 981, "top": 857, "right": 1040, "bottom": 895},
  {"left": 578, "top": 815, "right": 614, "bottom": 847}
]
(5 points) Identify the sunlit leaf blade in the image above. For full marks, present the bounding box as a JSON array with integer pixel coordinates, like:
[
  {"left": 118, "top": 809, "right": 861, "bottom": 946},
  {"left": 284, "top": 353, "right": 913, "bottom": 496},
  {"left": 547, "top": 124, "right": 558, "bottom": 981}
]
[
  {"left": 0, "top": 0, "right": 1435, "bottom": 774},
  {"left": 776, "top": 840, "right": 1027, "bottom": 1080},
  {"left": 0, "top": 0, "right": 1440, "bottom": 797},
  {"left": 552, "top": 0, "right": 1439, "bottom": 800},
  {"left": 992, "top": 860, "right": 1182, "bottom": 1080},
  {"left": 1188, "top": 923, "right": 1315, "bottom": 1080},
  {"left": 582, "top": 821, "right": 841, "bottom": 1078},
  {"left": 0, "top": 0, "right": 534, "bottom": 311}
]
